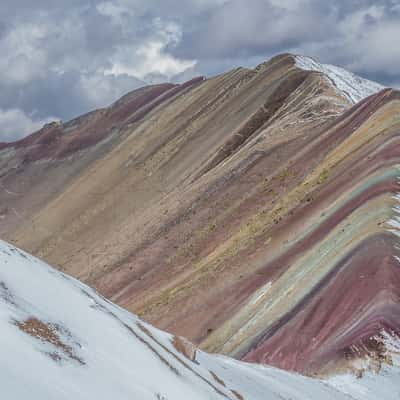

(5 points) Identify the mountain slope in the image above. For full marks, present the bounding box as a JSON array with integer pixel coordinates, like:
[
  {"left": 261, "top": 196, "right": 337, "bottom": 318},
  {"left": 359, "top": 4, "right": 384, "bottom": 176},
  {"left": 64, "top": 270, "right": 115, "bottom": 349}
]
[
  {"left": 1, "top": 53, "right": 398, "bottom": 376},
  {"left": 1, "top": 239, "right": 399, "bottom": 399},
  {"left": 0, "top": 78, "right": 204, "bottom": 236}
]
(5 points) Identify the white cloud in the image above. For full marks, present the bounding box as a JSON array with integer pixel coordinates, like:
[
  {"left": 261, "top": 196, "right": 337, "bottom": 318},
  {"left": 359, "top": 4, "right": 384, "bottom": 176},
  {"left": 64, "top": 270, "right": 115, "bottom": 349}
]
[
  {"left": 0, "top": 109, "right": 57, "bottom": 142},
  {"left": 105, "top": 19, "right": 196, "bottom": 81},
  {"left": 107, "top": 41, "right": 196, "bottom": 80},
  {"left": 79, "top": 72, "right": 145, "bottom": 108}
]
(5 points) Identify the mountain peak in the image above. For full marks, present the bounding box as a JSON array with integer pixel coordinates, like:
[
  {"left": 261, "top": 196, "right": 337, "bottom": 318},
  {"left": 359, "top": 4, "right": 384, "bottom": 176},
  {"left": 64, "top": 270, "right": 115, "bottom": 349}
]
[{"left": 294, "top": 54, "right": 385, "bottom": 104}]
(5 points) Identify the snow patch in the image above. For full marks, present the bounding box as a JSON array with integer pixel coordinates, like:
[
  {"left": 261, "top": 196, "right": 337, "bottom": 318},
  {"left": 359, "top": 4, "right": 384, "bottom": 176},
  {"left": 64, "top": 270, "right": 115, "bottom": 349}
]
[
  {"left": 295, "top": 55, "right": 385, "bottom": 104},
  {"left": 386, "top": 175, "right": 400, "bottom": 265}
]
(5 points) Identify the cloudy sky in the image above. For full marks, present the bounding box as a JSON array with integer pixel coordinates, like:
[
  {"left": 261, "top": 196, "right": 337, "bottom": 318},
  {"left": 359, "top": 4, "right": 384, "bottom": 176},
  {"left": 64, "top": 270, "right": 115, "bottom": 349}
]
[{"left": 1, "top": 0, "right": 399, "bottom": 142}]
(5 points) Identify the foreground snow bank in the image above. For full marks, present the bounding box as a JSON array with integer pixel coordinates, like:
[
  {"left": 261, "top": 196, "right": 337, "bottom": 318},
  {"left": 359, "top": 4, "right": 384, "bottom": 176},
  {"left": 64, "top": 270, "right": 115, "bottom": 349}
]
[{"left": 0, "top": 239, "right": 398, "bottom": 400}]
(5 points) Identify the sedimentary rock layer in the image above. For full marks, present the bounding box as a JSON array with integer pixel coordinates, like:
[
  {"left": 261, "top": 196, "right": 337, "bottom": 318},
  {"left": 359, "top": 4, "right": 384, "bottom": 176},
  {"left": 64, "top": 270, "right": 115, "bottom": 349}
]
[{"left": 1, "top": 53, "right": 398, "bottom": 375}]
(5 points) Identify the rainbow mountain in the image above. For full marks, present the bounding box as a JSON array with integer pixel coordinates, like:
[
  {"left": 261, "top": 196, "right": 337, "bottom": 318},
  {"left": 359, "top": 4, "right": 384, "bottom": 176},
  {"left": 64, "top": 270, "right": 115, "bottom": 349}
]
[{"left": 1, "top": 54, "right": 399, "bottom": 383}]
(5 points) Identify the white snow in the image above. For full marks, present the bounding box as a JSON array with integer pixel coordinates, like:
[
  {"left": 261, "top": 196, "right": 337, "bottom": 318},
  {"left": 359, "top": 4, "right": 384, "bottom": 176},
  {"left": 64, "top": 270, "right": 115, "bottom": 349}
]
[
  {"left": 0, "top": 239, "right": 398, "bottom": 400},
  {"left": 295, "top": 55, "right": 385, "bottom": 104},
  {"left": 387, "top": 178, "right": 400, "bottom": 264}
]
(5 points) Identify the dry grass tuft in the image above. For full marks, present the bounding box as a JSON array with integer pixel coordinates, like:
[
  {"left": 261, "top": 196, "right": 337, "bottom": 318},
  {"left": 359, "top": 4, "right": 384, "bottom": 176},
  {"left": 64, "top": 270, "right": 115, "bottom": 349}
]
[{"left": 15, "top": 317, "right": 85, "bottom": 365}]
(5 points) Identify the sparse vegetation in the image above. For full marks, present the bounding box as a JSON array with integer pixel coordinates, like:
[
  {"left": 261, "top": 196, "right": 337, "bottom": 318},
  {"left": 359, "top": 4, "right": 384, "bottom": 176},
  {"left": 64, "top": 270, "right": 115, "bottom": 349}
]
[
  {"left": 14, "top": 317, "right": 85, "bottom": 365},
  {"left": 317, "top": 168, "right": 330, "bottom": 184}
]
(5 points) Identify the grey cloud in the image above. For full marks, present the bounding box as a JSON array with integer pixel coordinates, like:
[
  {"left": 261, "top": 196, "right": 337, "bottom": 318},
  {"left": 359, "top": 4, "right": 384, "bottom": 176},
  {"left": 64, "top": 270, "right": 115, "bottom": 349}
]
[
  {"left": 173, "top": 0, "right": 400, "bottom": 85},
  {"left": 173, "top": 0, "right": 337, "bottom": 59}
]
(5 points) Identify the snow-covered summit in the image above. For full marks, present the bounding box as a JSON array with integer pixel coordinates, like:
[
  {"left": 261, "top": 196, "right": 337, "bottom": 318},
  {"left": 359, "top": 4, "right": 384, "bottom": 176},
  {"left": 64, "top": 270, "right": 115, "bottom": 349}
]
[
  {"left": 0, "top": 239, "right": 399, "bottom": 400},
  {"left": 295, "top": 55, "right": 385, "bottom": 104}
]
